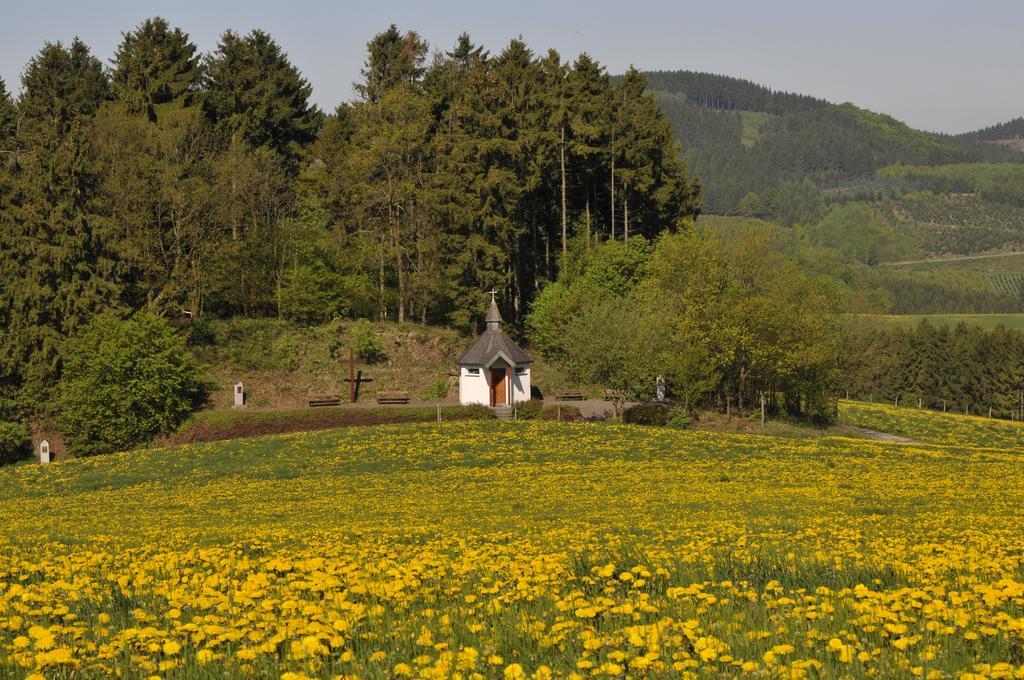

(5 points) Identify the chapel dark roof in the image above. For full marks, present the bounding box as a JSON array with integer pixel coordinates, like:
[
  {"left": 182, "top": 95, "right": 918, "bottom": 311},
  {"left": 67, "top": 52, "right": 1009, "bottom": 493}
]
[
  {"left": 457, "top": 330, "right": 533, "bottom": 366},
  {"left": 457, "top": 299, "right": 533, "bottom": 366}
]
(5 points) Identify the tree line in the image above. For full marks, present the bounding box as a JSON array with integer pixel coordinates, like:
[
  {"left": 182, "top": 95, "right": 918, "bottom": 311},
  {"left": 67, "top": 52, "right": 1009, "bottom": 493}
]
[
  {"left": 0, "top": 19, "right": 699, "bottom": 418},
  {"left": 842, "top": 320, "right": 1024, "bottom": 419}
]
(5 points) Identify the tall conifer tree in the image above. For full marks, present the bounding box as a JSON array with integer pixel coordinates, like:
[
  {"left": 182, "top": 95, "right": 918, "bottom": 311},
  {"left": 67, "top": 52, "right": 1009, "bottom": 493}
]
[
  {"left": 204, "top": 30, "right": 321, "bottom": 166},
  {"left": 0, "top": 40, "right": 120, "bottom": 410},
  {"left": 111, "top": 17, "right": 202, "bottom": 118}
]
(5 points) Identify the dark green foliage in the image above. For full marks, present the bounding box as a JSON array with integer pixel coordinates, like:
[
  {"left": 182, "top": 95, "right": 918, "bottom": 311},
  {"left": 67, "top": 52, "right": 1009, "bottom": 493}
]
[
  {"left": 644, "top": 70, "right": 1018, "bottom": 213},
  {"left": 461, "top": 404, "right": 497, "bottom": 420},
  {"left": 877, "top": 163, "right": 1024, "bottom": 210},
  {"left": 186, "top": 319, "right": 217, "bottom": 346},
  {"left": 856, "top": 269, "right": 1024, "bottom": 314},
  {"left": 0, "top": 40, "right": 122, "bottom": 412},
  {"left": 18, "top": 39, "right": 109, "bottom": 135},
  {"left": 623, "top": 402, "right": 672, "bottom": 426},
  {"left": 842, "top": 320, "right": 1024, "bottom": 418},
  {"left": 355, "top": 24, "right": 428, "bottom": 104},
  {"left": 0, "top": 78, "right": 14, "bottom": 153},
  {"left": 350, "top": 319, "right": 385, "bottom": 364},
  {"left": 515, "top": 399, "right": 544, "bottom": 420},
  {"left": 204, "top": 30, "right": 321, "bottom": 164},
  {"left": 0, "top": 421, "right": 30, "bottom": 465},
  {"left": 111, "top": 18, "right": 202, "bottom": 116},
  {"left": 58, "top": 314, "right": 206, "bottom": 455},
  {"left": 958, "top": 117, "right": 1024, "bottom": 142},
  {"left": 666, "top": 407, "right": 694, "bottom": 429}
]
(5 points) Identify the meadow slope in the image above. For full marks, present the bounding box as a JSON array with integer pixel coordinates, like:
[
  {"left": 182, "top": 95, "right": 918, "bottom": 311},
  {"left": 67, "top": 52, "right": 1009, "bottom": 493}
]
[{"left": 1, "top": 421, "right": 1023, "bottom": 678}]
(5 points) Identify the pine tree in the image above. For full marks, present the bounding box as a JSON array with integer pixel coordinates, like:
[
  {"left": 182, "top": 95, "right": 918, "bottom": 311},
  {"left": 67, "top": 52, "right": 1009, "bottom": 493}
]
[
  {"left": 0, "top": 79, "right": 14, "bottom": 155},
  {"left": 355, "top": 25, "right": 428, "bottom": 104},
  {"left": 0, "top": 40, "right": 121, "bottom": 412},
  {"left": 111, "top": 17, "right": 202, "bottom": 118},
  {"left": 204, "top": 30, "right": 321, "bottom": 166},
  {"left": 566, "top": 54, "right": 610, "bottom": 245}
]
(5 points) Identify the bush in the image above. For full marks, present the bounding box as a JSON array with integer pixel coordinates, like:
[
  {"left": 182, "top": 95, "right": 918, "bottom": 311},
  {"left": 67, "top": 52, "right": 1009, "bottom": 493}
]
[
  {"left": 805, "top": 392, "right": 838, "bottom": 426},
  {"left": 667, "top": 407, "right": 694, "bottom": 429},
  {"left": 59, "top": 314, "right": 207, "bottom": 456},
  {"left": 461, "top": 404, "right": 496, "bottom": 420},
  {"left": 186, "top": 318, "right": 216, "bottom": 346},
  {"left": 515, "top": 399, "right": 544, "bottom": 420},
  {"left": 623, "top": 402, "right": 673, "bottom": 426},
  {"left": 350, "top": 319, "right": 385, "bottom": 363},
  {"left": 420, "top": 377, "right": 452, "bottom": 402},
  {"left": 0, "top": 421, "right": 30, "bottom": 465}
]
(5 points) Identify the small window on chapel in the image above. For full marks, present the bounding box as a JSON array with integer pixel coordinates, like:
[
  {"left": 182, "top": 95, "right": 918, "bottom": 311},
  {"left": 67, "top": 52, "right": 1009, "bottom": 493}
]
[
  {"left": 515, "top": 367, "right": 527, "bottom": 375},
  {"left": 467, "top": 368, "right": 480, "bottom": 375}
]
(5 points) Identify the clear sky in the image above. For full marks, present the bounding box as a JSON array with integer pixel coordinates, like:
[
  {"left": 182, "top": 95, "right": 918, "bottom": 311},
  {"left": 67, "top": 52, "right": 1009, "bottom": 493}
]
[{"left": 1, "top": 0, "right": 1021, "bottom": 134}]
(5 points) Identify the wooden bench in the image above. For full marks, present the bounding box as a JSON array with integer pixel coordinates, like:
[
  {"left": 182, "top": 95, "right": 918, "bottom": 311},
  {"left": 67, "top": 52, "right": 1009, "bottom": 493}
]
[
  {"left": 308, "top": 395, "right": 341, "bottom": 407},
  {"left": 376, "top": 391, "right": 411, "bottom": 405},
  {"left": 603, "top": 389, "right": 628, "bottom": 402},
  {"left": 555, "top": 389, "right": 586, "bottom": 401}
]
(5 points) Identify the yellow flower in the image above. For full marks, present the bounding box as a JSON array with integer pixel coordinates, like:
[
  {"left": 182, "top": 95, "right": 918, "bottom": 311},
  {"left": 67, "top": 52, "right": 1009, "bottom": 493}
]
[{"left": 504, "top": 663, "right": 527, "bottom": 679}]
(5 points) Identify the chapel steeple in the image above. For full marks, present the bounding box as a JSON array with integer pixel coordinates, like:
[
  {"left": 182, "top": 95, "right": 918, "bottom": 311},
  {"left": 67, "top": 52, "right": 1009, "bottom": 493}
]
[{"left": 485, "top": 290, "right": 502, "bottom": 332}]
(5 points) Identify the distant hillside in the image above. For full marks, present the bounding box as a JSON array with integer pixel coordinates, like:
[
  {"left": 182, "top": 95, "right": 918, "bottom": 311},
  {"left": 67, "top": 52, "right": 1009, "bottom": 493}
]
[
  {"left": 644, "top": 70, "right": 1023, "bottom": 213},
  {"left": 958, "top": 117, "right": 1024, "bottom": 142}
]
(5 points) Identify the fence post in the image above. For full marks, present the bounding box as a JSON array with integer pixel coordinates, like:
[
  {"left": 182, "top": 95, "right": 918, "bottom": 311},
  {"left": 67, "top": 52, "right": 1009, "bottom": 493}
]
[{"left": 761, "top": 393, "right": 766, "bottom": 431}]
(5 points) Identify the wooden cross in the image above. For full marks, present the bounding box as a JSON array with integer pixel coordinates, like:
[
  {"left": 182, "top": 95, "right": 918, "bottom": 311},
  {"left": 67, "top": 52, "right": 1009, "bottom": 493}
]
[
  {"left": 488, "top": 289, "right": 497, "bottom": 303},
  {"left": 342, "top": 348, "right": 373, "bottom": 403}
]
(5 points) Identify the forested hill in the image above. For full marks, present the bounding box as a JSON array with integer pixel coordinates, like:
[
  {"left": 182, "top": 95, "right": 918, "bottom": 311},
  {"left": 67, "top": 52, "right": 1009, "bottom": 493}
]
[
  {"left": 960, "top": 117, "right": 1024, "bottom": 142},
  {"left": 642, "top": 70, "right": 1024, "bottom": 213}
]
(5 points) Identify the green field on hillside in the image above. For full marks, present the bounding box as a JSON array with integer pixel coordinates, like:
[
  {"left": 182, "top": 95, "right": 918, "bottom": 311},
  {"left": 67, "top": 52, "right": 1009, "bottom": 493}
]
[
  {"left": 854, "top": 312, "right": 1024, "bottom": 331},
  {"left": 839, "top": 400, "right": 1024, "bottom": 447},
  {"left": 2, "top": 416, "right": 1024, "bottom": 677}
]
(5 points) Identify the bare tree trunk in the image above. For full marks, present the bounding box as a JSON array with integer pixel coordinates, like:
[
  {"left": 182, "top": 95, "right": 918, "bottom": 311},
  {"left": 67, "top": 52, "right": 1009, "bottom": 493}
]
[
  {"left": 544, "top": 226, "right": 550, "bottom": 278},
  {"left": 560, "top": 125, "right": 568, "bottom": 255},
  {"left": 624, "top": 196, "right": 629, "bottom": 240},
  {"left": 531, "top": 214, "right": 539, "bottom": 290},
  {"left": 378, "top": 248, "right": 386, "bottom": 321},
  {"left": 610, "top": 152, "right": 616, "bottom": 240}
]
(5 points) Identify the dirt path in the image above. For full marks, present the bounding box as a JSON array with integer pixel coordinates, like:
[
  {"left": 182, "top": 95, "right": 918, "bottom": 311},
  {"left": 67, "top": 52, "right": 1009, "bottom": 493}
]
[
  {"left": 848, "top": 426, "right": 920, "bottom": 444},
  {"left": 878, "top": 250, "right": 1024, "bottom": 268}
]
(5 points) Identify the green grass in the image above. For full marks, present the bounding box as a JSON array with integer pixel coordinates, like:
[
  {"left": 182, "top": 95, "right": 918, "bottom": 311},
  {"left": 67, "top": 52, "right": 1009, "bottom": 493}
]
[
  {"left": 839, "top": 399, "right": 1024, "bottom": 447},
  {"left": 853, "top": 312, "right": 1024, "bottom": 330},
  {"left": 738, "top": 110, "right": 772, "bottom": 148}
]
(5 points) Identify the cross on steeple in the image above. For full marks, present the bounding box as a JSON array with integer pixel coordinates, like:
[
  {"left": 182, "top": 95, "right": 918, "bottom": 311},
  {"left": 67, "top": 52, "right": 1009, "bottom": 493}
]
[{"left": 485, "top": 290, "right": 502, "bottom": 332}]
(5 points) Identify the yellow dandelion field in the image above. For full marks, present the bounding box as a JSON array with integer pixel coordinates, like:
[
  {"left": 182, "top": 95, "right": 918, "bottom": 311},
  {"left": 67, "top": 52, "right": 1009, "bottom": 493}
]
[{"left": 1, "top": 420, "right": 1024, "bottom": 678}]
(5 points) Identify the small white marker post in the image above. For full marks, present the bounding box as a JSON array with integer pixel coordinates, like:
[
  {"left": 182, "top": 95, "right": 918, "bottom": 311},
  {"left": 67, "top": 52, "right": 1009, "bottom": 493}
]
[
  {"left": 39, "top": 440, "right": 50, "bottom": 465},
  {"left": 233, "top": 381, "right": 245, "bottom": 409}
]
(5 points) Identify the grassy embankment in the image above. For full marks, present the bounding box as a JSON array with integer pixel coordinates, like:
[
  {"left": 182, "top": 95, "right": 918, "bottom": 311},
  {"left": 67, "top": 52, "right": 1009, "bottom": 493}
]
[
  {"left": 189, "top": 318, "right": 577, "bottom": 410},
  {"left": 839, "top": 399, "right": 1024, "bottom": 448}
]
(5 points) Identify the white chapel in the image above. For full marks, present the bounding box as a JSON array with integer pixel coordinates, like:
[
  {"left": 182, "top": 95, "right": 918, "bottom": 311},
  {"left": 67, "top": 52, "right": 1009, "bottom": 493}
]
[{"left": 457, "top": 296, "right": 532, "bottom": 408}]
